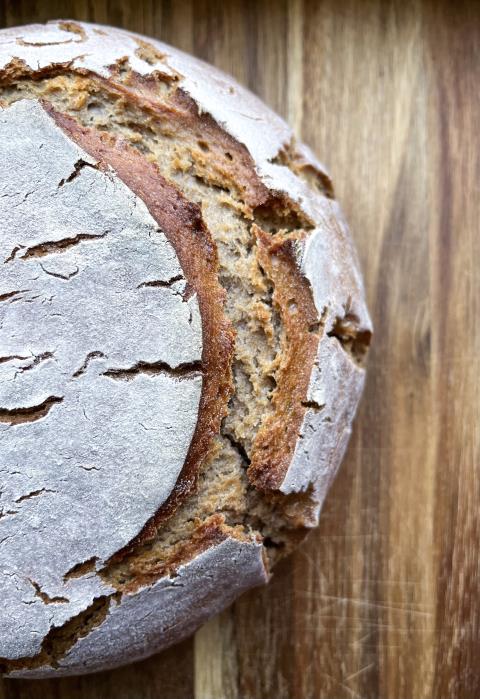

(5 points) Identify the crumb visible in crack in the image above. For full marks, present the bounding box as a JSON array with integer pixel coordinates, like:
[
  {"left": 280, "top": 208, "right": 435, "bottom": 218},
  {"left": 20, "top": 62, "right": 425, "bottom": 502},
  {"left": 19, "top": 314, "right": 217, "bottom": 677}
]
[
  {"left": 102, "top": 359, "right": 202, "bottom": 381},
  {"left": 222, "top": 428, "right": 251, "bottom": 466},
  {"left": 0, "top": 396, "right": 63, "bottom": 425},
  {"left": 327, "top": 313, "right": 371, "bottom": 366},
  {"left": 63, "top": 557, "right": 99, "bottom": 581},
  {"left": 29, "top": 579, "right": 69, "bottom": 605},
  {"left": 15, "top": 488, "right": 56, "bottom": 503},
  {"left": 269, "top": 138, "right": 335, "bottom": 199},
  {"left": 57, "top": 22, "right": 87, "bottom": 42},
  {"left": 72, "top": 351, "right": 106, "bottom": 378},
  {"left": 6, "top": 232, "right": 106, "bottom": 262},
  {"left": 0, "top": 594, "right": 115, "bottom": 673},
  {"left": 134, "top": 39, "right": 168, "bottom": 67},
  {"left": 253, "top": 198, "right": 314, "bottom": 234}
]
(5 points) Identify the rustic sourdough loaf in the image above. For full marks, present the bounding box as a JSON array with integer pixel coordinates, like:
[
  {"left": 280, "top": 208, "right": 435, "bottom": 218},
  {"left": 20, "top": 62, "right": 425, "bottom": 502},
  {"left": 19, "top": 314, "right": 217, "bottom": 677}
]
[{"left": 0, "top": 21, "right": 371, "bottom": 677}]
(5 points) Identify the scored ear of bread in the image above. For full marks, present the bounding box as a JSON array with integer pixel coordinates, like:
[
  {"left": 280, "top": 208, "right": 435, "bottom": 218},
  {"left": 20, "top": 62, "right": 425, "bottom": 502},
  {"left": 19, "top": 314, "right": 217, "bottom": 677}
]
[{"left": 0, "top": 21, "right": 371, "bottom": 677}]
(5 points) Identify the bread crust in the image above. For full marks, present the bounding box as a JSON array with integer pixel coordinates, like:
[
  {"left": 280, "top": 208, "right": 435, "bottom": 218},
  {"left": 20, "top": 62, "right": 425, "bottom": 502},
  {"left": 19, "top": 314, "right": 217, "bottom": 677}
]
[{"left": 0, "top": 20, "right": 371, "bottom": 676}]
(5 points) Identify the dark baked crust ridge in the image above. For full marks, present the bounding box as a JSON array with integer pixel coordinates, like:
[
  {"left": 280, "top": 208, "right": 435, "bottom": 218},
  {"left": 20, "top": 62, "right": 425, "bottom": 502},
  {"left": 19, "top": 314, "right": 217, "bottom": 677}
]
[
  {"left": 44, "top": 102, "right": 236, "bottom": 550},
  {"left": 248, "top": 226, "right": 321, "bottom": 491}
]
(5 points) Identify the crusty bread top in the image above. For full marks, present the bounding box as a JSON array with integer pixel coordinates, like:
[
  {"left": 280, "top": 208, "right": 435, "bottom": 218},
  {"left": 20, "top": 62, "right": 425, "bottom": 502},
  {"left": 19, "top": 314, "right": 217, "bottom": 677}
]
[{"left": 0, "top": 20, "right": 371, "bottom": 677}]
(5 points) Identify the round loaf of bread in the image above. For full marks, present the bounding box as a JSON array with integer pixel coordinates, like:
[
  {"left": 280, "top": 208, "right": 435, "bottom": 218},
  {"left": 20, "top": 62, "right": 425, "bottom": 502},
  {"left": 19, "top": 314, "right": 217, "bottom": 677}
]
[{"left": 0, "top": 21, "right": 371, "bottom": 677}]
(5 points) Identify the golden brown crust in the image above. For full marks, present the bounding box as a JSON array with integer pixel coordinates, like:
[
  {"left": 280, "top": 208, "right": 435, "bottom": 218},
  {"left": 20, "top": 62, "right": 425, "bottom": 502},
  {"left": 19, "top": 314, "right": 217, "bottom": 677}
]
[
  {"left": 0, "top": 59, "right": 274, "bottom": 205},
  {"left": 5, "top": 62, "right": 332, "bottom": 491},
  {"left": 1, "top": 59, "right": 358, "bottom": 497},
  {"left": 44, "top": 102, "right": 235, "bottom": 551},
  {"left": 248, "top": 226, "right": 321, "bottom": 491},
  {"left": 1, "top": 64, "right": 326, "bottom": 496}
]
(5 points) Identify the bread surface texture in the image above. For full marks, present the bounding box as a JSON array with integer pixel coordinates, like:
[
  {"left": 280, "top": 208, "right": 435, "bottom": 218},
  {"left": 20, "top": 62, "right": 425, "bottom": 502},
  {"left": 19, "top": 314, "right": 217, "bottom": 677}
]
[{"left": 0, "top": 20, "right": 371, "bottom": 677}]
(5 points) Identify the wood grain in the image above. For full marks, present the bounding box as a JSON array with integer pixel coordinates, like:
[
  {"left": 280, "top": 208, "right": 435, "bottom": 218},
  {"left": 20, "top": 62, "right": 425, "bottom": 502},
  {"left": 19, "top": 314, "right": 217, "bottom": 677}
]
[{"left": 1, "top": 1, "right": 479, "bottom": 697}]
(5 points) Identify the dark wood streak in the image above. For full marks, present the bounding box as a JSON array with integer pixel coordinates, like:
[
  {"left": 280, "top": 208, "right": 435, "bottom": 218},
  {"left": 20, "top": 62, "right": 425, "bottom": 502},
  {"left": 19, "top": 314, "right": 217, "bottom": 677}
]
[{"left": 1, "top": 1, "right": 479, "bottom": 698}]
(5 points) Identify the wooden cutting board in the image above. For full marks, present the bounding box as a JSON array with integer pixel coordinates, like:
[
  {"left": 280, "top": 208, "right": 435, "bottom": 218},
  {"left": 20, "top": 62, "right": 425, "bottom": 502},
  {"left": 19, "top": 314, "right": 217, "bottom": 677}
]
[{"left": 1, "top": 1, "right": 479, "bottom": 697}]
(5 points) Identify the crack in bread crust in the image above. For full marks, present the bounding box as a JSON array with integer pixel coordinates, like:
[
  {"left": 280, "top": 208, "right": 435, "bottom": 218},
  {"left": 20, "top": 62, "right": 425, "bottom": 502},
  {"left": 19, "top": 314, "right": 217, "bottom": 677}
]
[{"left": 0, "top": 595, "right": 115, "bottom": 675}]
